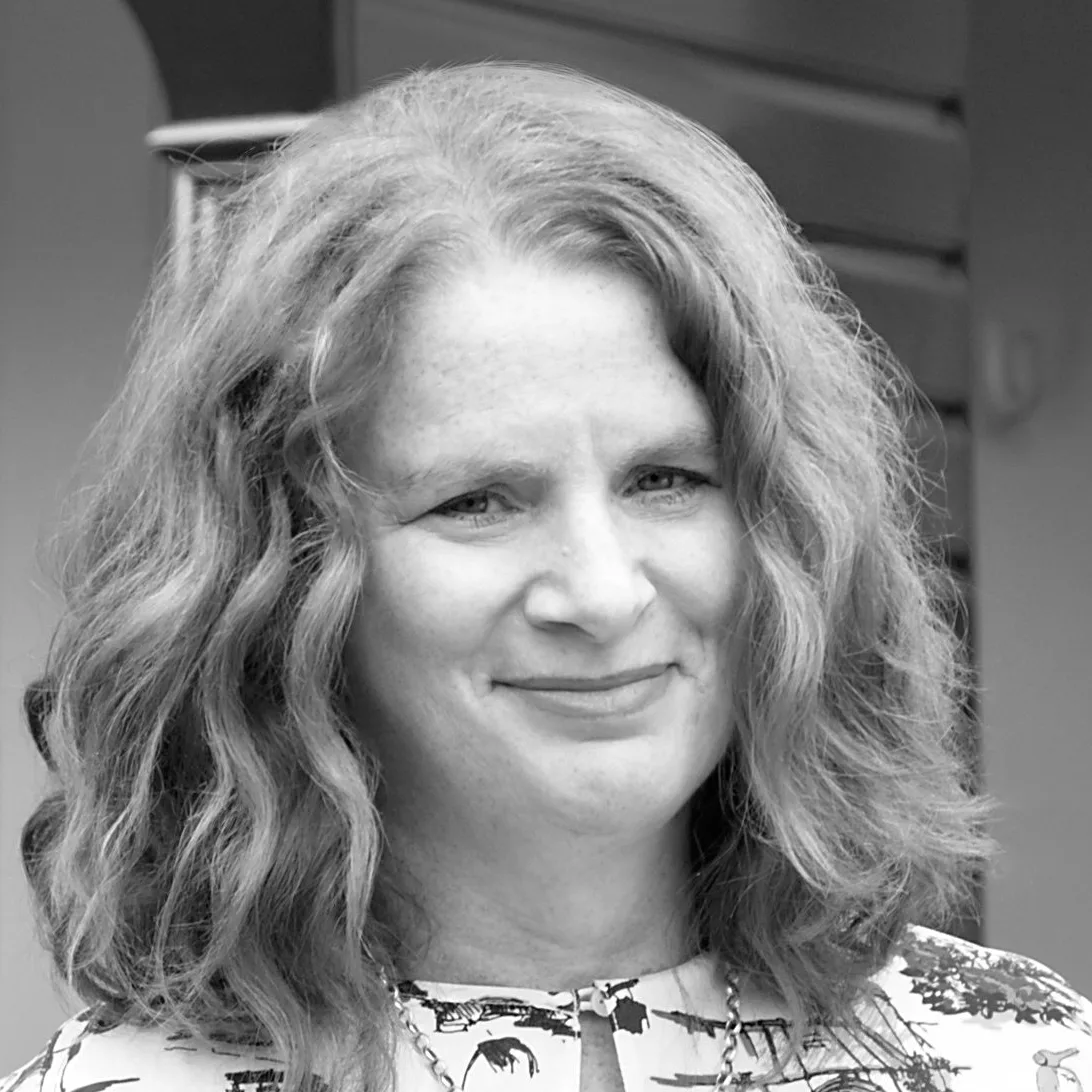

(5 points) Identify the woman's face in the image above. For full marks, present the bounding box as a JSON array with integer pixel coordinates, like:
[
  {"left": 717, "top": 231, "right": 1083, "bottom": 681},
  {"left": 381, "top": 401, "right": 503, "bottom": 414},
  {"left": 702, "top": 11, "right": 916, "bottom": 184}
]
[{"left": 345, "top": 257, "right": 746, "bottom": 840}]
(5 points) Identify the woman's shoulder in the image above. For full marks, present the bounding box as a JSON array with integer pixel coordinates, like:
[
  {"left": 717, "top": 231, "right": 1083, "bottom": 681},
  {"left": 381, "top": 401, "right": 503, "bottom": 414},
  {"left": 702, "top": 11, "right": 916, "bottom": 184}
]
[
  {"left": 861, "top": 924, "right": 1092, "bottom": 1087},
  {"left": 880, "top": 923, "right": 1092, "bottom": 1028},
  {"left": 0, "top": 1007, "right": 308, "bottom": 1092}
]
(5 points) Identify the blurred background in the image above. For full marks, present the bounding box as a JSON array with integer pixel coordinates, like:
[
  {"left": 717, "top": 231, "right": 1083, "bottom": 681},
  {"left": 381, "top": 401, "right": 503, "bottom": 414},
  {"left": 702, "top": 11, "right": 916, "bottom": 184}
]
[{"left": 2, "top": 0, "right": 1090, "bottom": 1071}]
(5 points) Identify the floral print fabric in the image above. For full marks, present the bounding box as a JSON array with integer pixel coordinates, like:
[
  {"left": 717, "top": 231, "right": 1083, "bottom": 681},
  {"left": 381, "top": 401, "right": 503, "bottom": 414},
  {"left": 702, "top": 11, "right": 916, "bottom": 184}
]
[{"left": 3, "top": 926, "right": 1091, "bottom": 1091}]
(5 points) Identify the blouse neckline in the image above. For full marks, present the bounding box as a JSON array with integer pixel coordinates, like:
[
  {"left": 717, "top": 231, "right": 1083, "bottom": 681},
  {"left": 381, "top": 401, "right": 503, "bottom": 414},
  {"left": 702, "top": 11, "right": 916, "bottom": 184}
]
[{"left": 399, "top": 949, "right": 720, "bottom": 1007}]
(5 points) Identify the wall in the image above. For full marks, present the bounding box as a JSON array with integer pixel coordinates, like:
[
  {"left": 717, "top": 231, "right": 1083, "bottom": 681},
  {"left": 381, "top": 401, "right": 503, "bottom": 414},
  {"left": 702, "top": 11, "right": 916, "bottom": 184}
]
[
  {"left": 968, "top": 0, "right": 1092, "bottom": 993},
  {"left": 0, "top": 0, "right": 167, "bottom": 1074}
]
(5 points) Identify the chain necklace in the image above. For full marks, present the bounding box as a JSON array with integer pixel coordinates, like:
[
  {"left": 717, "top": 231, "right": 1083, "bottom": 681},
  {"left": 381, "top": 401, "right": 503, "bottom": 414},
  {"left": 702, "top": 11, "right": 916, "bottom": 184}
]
[{"left": 379, "top": 962, "right": 744, "bottom": 1090}]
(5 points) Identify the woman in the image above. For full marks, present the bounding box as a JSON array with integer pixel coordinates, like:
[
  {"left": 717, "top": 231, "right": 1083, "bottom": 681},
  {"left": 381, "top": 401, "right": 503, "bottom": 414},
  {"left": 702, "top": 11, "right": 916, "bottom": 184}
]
[{"left": 3, "top": 61, "right": 1090, "bottom": 1092}]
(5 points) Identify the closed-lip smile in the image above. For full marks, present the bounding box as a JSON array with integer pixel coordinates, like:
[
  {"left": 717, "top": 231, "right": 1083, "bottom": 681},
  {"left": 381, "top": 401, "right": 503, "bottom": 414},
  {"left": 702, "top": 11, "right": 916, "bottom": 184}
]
[
  {"left": 500, "top": 664, "right": 671, "bottom": 691},
  {"left": 496, "top": 664, "right": 675, "bottom": 722}
]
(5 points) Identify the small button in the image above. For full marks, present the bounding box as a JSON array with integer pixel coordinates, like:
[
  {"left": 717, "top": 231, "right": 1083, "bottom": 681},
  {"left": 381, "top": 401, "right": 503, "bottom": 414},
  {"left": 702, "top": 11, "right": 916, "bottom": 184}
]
[{"left": 578, "top": 986, "right": 616, "bottom": 1018}]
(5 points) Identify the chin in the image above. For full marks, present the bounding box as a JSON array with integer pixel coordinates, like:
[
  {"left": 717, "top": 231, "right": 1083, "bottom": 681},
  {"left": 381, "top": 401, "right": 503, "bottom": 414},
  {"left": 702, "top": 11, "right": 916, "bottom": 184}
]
[{"left": 530, "top": 746, "right": 716, "bottom": 839}]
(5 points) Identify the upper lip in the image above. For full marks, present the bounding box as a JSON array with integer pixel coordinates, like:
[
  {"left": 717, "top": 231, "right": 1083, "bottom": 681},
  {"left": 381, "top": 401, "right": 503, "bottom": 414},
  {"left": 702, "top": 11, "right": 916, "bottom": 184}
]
[{"left": 499, "top": 664, "right": 671, "bottom": 691}]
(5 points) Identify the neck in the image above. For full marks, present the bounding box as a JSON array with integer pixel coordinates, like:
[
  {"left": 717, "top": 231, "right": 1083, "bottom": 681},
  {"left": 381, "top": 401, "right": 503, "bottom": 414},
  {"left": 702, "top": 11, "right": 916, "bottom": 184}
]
[{"left": 379, "top": 804, "right": 696, "bottom": 990}]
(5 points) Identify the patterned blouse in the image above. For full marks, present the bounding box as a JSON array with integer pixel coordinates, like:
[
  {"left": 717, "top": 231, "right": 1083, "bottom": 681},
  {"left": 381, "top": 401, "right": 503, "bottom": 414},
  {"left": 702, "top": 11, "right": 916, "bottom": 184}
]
[{"left": 3, "top": 926, "right": 1091, "bottom": 1091}]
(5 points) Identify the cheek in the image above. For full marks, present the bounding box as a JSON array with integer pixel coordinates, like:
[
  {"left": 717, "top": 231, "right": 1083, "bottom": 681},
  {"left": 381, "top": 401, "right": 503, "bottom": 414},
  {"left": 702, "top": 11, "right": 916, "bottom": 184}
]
[
  {"left": 662, "top": 507, "right": 746, "bottom": 629},
  {"left": 354, "top": 537, "right": 509, "bottom": 669}
]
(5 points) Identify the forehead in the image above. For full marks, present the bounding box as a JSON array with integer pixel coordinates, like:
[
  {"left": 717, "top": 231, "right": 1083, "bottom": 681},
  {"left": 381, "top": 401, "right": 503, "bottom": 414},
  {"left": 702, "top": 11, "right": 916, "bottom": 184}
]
[{"left": 356, "top": 259, "right": 714, "bottom": 471}]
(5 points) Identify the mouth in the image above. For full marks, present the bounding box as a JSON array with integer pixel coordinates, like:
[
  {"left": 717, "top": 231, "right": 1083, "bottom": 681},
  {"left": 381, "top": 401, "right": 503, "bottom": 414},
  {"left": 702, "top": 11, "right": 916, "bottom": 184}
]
[
  {"left": 495, "top": 665, "right": 675, "bottom": 719},
  {"left": 498, "top": 663, "right": 673, "bottom": 692}
]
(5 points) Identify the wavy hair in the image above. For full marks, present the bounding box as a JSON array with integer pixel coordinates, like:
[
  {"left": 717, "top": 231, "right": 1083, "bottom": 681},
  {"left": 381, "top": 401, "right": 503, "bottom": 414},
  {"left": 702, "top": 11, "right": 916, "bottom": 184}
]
[{"left": 20, "top": 61, "right": 991, "bottom": 1090}]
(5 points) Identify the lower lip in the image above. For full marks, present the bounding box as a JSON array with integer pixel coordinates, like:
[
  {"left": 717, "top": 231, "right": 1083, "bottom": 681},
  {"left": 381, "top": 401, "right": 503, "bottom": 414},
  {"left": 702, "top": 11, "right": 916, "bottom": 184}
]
[{"left": 499, "top": 669, "right": 673, "bottom": 719}]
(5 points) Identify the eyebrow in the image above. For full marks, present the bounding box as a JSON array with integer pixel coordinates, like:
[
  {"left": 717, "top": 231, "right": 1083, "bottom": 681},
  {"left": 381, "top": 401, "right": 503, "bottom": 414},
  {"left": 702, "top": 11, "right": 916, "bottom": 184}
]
[{"left": 382, "top": 424, "right": 722, "bottom": 496}]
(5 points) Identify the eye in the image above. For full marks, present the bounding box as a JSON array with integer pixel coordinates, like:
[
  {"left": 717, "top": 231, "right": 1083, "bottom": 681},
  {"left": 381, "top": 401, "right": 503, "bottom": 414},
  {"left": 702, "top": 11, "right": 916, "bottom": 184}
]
[
  {"left": 630, "top": 467, "right": 711, "bottom": 502},
  {"left": 431, "top": 489, "right": 515, "bottom": 526}
]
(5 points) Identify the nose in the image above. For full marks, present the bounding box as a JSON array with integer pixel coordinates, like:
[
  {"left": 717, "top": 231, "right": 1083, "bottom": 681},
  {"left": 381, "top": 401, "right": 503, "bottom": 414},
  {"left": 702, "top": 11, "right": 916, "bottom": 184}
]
[{"left": 522, "top": 498, "right": 656, "bottom": 642}]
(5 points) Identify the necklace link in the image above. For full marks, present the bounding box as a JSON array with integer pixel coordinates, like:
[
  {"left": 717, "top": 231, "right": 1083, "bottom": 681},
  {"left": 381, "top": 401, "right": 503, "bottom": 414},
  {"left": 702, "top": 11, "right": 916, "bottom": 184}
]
[
  {"left": 717, "top": 970, "right": 744, "bottom": 1089},
  {"left": 383, "top": 972, "right": 457, "bottom": 1091}
]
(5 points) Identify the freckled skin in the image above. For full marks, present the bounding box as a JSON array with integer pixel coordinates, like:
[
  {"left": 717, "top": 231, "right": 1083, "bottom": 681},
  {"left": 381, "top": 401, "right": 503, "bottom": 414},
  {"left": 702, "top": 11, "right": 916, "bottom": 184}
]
[{"left": 343, "top": 257, "right": 746, "bottom": 986}]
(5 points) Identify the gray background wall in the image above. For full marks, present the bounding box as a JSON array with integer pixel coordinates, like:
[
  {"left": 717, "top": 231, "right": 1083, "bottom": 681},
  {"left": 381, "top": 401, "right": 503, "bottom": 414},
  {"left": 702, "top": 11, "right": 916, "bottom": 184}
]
[
  {"left": 0, "top": 0, "right": 167, "bottom": 1065},
  {"left": 2, "top": 0, "right": 1090, "bottom": 1075},
  {"left": 966, "top": 0, "right": 1092, "bottom": 993}
]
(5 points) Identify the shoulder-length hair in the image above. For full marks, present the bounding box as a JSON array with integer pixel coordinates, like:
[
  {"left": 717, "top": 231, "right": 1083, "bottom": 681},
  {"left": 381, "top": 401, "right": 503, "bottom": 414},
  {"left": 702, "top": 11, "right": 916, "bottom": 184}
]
[{"left": 21, "top": 60, "right": 990, "bottom": 1091}]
